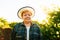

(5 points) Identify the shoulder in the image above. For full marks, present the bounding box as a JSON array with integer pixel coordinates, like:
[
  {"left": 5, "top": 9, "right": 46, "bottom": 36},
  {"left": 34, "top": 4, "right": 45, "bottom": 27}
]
[
  {"left": 13, "top": 22, "right": 23, "bottom": 29},
  {"left": 32, "top": 23, "right": 40, "bottom": 29},
  {"left": 13, "top": 22, "right": 23, "bottom": 31},
  {"left": 32, "top": 23, "right": 40, "bottom": 32},
  {"left": 32, "top": 23, "right": 40, "bottom": 27}
]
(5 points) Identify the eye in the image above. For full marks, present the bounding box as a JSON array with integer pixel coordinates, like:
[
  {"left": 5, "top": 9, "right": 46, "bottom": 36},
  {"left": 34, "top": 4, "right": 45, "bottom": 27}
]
[
  {"left": 28, "top": 14, "right": 31, "bottom": 16},
  {"left": 24, "top": 14, "right": 31, "bottom": 16},
  {"left": 24, "top": 14, "right": 27, "bottom": 16}
]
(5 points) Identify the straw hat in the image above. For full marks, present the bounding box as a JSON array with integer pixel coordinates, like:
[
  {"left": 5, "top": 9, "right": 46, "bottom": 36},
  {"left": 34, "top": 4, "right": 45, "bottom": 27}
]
[{"left": 17, "top": 6, "right": 35, "bottom": 19}]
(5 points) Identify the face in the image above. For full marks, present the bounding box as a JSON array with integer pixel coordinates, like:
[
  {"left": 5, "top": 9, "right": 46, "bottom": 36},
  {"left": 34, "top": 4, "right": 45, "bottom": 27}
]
[{"left": 22, "top": 11, "right": 32, "bottom": 22}]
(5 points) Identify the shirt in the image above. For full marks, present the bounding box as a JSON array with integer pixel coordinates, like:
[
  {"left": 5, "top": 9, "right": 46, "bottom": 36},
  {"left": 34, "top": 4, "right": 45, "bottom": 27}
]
[{"left": 26, "top": 27, "right": 30, "bottom": 40}]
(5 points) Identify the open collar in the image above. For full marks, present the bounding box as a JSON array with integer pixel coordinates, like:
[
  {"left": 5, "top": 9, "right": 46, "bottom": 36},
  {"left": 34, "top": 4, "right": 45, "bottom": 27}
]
[{"left": 19, "top": 22, "right": 35, "bottom": 27}]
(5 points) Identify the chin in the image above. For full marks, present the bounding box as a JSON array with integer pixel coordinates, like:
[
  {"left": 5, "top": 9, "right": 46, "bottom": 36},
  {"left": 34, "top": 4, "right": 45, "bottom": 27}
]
[{"left": 25, "top": 20, "right": 31, "bottom": 22}]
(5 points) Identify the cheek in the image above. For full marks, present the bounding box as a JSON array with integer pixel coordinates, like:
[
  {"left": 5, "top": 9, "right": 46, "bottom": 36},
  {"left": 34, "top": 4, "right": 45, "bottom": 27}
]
[
  {"left": 22, "top": 16, "right": 26, "bottom": 20},
  {"left": 22, "top": 17, "right": 25, "bottom": 19}
]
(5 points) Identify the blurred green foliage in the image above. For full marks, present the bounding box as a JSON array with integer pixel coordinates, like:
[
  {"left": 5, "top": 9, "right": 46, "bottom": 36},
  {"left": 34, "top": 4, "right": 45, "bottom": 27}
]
[{"left": 0, "top": 8, "right": 60, "bottom": 40}]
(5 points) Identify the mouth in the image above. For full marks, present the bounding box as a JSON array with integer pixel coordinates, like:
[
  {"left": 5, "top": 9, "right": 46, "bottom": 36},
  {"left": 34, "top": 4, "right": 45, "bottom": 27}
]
[{"left": 25, "top": 17, "right": 31, "bottom": 20}]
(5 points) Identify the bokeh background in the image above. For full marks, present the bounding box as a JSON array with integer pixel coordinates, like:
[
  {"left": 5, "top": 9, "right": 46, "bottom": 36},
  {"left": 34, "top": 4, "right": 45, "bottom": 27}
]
[{"left": 0, "top": 0, "right": 60, "bottom": 40}]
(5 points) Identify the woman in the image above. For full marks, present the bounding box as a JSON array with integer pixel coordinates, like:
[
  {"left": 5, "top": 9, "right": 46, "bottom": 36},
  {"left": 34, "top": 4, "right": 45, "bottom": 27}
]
[{"left": 11, "top": 6, "right": 41, "bottom": 40}]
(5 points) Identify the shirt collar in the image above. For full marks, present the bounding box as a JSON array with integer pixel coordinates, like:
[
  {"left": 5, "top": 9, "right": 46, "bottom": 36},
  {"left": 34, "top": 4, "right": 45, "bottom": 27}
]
[{"left": 19, "top": 21, "right": 35, "bottom": 27}]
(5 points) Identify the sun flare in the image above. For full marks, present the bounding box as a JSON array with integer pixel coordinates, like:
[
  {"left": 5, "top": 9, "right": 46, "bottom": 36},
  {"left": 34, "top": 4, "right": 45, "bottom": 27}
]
[{"left": 0, "top": 0, "right": 60, "bottom": 23}]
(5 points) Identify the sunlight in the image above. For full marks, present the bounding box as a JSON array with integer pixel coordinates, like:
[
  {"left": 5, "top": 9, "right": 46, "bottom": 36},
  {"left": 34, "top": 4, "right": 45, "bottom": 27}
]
[
  {"left": 37, "top": 11, "right": 47, "bottom": 22},
  {"left": 32, "top": 7, "right": 47, "bottom": 23},
  {"left": 40, "top": 0, "right": 60, "bottom": 13},
  {"left": 37, "top": 0, "right": 60, "bottom": 23},
  {"left": 0, "top": 0, "right": 60, "bottom": 23}
]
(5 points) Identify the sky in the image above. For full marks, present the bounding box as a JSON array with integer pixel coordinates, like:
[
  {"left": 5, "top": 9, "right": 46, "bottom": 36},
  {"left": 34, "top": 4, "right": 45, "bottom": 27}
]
[{"left": 0, "top": 0, "right": 60, "bottom": 22}]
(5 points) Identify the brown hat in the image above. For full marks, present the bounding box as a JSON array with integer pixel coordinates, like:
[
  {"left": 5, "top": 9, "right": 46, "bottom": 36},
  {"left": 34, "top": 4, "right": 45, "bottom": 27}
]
[{"left": 17, "top": 6, "right": 35, "bottom": 19}]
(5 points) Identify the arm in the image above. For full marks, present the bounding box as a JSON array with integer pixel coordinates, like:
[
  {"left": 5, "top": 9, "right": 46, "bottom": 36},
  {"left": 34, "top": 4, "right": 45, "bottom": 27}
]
[
  {"left": 37, "top": 25, "right": 43, "bottom": 40},
  {"left": 34, "top": 24, "right": 42, "bottom": 40},
  {"left": 11, "top": 27, "right": 16, "bottom": 40},
  {"left": 38, "top": 28, "right": 42, "bottom": 40},
  {"left": 11, "top": 23, "right": 18, "bottom": 40}
]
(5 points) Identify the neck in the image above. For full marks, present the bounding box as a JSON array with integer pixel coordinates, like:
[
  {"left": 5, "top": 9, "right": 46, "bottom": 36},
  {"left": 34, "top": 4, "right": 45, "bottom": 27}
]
[{"left": 24, "top": 21, "right": 31, "bottom": 27}]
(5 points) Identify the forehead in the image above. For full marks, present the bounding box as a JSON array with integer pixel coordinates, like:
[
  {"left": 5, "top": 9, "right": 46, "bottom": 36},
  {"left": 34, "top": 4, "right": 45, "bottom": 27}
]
[{"left": 22, "top": 10, "right": 32, "bottom": 14}]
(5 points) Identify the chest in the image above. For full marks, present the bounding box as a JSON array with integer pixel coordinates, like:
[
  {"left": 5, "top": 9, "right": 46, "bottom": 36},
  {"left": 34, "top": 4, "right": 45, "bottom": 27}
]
[{"left": 16, "top": 26, "right": 38, "bottom": 35}]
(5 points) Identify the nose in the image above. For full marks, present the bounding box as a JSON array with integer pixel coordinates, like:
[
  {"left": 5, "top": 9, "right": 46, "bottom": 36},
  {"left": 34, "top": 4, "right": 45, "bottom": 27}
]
[{"left": 26, "top": 14, "right": 30, "bottom": 17}]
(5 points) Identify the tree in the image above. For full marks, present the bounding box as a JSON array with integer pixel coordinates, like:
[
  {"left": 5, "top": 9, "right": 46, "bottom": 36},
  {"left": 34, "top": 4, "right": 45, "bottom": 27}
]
[{"left": 46, "top": 9, "right": 60, "bottom": 40}]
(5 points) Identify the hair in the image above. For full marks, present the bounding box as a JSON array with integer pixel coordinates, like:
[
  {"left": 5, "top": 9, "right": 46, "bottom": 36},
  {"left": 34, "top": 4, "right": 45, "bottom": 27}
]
[{"left": 21, "top": 10, "right": 32, "bottom": 17}]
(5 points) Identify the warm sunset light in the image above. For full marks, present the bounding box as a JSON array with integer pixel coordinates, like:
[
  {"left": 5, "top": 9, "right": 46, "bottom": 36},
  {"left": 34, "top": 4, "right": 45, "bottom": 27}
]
[
  {"left": 0, "top": 0, "right": 60, "bottom": 23},
  {"left": 0, "top": 0, "right": 60, "bottom": 40}
]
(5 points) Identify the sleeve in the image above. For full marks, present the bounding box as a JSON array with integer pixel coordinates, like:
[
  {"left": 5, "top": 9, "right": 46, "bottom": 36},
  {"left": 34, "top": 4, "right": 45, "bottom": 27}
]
[
  {"left": 38, "top": 27, "right": 42, "bottom": 40},
  {"left": 11, "top": 24, "right": 18, "bottom": 40},
  {"left": 11, "top": 27, "right": 16, "bottom": 40},
  {"left": 36, "top": 24, "right": 42, "bottom": 40}
]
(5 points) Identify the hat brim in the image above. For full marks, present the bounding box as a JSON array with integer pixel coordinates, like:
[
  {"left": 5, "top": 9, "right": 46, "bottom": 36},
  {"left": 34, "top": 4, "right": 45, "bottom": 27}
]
[{"left": 17, "top": 6, "right": 35, "bottom": 19}]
